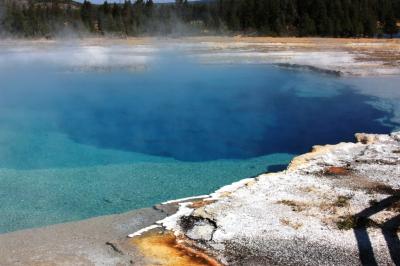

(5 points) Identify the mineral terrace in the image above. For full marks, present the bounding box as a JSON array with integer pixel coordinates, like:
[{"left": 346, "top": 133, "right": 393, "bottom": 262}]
[{"left": 126, "top": 132, "right": 400, "bottom": 266}]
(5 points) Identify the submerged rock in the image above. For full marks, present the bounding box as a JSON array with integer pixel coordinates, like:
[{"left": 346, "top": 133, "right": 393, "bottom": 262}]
[{"left": 141, "top": 131, "right": 400, "bottom": 265}]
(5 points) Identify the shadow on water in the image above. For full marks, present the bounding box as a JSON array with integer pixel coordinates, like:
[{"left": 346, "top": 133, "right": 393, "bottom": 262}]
[
  {"left": 266, "top": 164, "right": 288, "bottom": 173},
  {"left": 353, "top": 192, "right": 400, "bottom": 265}
]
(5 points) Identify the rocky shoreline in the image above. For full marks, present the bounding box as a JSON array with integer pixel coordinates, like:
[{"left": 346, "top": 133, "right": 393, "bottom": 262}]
[
  {"left": 2, "top": 131, "right": 398, "bottom": 265},
  {"left": 123, "top": 131, "right": 400, "bottom": 266},
  {"left": 0, "top": 207, "right": 167, "bottom": 265}
]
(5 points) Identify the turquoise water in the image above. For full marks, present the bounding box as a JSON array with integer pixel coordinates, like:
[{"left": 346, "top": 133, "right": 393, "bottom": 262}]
[{"left": 0, "top": 52, "right": 398, "bottom": 233}]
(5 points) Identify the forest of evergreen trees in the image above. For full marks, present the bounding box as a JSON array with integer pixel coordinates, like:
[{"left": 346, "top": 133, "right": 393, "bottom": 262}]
[{"left": 0, "top": 0, "right": 399, "bottom": 38}]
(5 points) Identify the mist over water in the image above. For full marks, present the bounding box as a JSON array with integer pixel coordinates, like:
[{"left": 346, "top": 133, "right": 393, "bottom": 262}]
[{"left": 0, "top": 44, "right": 398, "bottom": 232}]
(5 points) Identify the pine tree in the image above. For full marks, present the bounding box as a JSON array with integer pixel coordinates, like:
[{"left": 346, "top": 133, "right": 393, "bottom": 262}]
[
  {"left": 145, "top": 0, "right": 154, "bottom": 17},
  {"left": 81, "top": 0, "right": 94, "bottom": 32},
  {"left": 384, "top": 12, "right": 398, "bottom": 37},
  {"left": 1, "top": 0, "right": 398, "bottom": 38}
]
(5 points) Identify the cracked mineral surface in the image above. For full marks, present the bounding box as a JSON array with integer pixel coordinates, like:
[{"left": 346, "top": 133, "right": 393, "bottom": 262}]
[{"left": 149, "top": 132, "right": 400, "bottom": 265}]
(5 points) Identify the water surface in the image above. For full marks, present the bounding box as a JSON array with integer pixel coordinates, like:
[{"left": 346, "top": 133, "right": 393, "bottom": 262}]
[{"left": 0, "top": 48, "right": 398, "bottom": 233}]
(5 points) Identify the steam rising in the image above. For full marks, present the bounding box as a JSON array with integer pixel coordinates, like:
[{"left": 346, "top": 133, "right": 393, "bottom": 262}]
[{"left": 0, "top": 43, "right": 158, "bottom": 70}]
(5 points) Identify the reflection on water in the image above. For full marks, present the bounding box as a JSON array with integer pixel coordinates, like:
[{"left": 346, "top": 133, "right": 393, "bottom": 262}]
[{"left": 0, "top": 51, "right": 398, "bottom": 233}]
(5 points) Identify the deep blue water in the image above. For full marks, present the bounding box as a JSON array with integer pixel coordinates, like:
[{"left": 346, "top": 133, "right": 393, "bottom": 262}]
[
  {"left": 0, "top": 58, "right": 397, "bottom": 233},
  {"left": 62, "top": 70, "right": 389, "bottom": 162}
]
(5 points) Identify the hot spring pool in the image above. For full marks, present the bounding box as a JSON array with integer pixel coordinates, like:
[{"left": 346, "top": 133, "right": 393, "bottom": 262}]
[{"left": 0, "top": 47, "right": 399, "bottom": 233}]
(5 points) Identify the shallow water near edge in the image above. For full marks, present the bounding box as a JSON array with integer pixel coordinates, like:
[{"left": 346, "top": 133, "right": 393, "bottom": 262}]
[{"left": 0, "top": 51, "right": 398, "bottom": 233}]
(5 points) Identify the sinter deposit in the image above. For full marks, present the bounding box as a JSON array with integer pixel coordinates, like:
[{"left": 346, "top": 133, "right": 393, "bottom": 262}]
[{"left": 130, "top": 132, "right": 400, "bottom": 265}]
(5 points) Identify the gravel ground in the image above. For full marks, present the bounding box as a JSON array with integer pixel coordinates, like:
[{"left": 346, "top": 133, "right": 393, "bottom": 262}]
[{"left": 0, "top": 208, "right": 166, "bottom": 266}]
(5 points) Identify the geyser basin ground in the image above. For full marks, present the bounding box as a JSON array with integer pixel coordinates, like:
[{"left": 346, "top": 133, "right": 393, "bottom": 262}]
[{"left": 0, "top": 41, "right": 399, "bottom": 233}]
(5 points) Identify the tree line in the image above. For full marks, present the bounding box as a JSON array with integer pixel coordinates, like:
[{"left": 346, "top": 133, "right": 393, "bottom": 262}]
[{"left": 1, "top": 0, "right": 399, "bottom": 38}]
